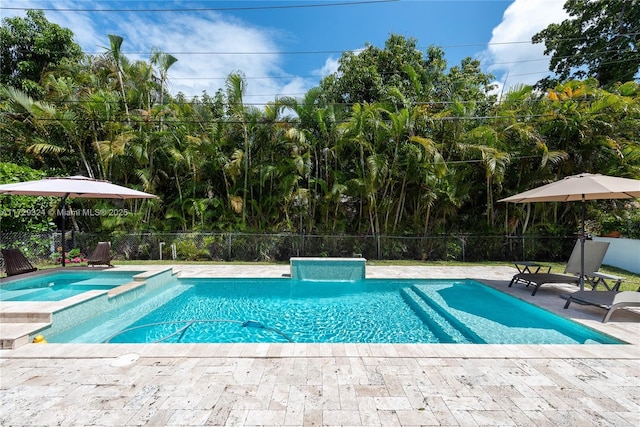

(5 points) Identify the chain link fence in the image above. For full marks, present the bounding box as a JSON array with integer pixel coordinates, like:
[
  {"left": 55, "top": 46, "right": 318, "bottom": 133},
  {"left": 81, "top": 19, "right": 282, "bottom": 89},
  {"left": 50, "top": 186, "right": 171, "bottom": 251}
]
[{"left": 1, "top": 231, "right": 578, "bottom": 270}]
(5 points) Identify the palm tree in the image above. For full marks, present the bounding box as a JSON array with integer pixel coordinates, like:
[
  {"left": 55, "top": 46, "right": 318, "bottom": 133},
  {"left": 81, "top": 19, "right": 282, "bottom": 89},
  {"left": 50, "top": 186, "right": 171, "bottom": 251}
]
[
  {"left": 1, "top": 83, "right": 96, "bottom": 178},
  {"left": 106, "top": 34, "right": 130, "bottom": 123},
  {"left": 458, "top": 125, "right": 511, "bottom": 226},
  {"left": 150, "top": 48, "right": 178, "bottom": 107},
  {"left": 225, "top": 73, "right": 254, "bottom": 223}
]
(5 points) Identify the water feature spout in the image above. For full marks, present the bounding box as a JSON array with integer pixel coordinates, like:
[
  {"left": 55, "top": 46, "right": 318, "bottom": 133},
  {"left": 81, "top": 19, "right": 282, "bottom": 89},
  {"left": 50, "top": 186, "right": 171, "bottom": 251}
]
[{"left": 290, "top": 257, "right": 366, "bottom": 281}]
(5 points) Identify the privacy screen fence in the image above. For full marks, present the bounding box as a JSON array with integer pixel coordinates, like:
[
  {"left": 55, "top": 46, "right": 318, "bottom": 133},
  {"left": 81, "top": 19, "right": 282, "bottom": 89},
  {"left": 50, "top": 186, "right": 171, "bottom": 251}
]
[{"left": 0, "top": 231, "right": 580, "bottom": 269}]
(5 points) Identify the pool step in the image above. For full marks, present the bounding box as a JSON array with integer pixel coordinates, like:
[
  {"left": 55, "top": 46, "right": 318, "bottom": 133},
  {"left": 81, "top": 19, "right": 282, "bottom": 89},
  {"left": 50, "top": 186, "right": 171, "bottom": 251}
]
[
  {"left": 0, "top": 322, "right": 50, "bottom": 349},
  {"left": 0, "top": 311, "right": 51, "bottom": 323},
  {"left": 410, "top": 285, "right": 485, "bottom": 344},
  {"left": 0, "top": 287, "right": 47, "bottom": 301},
  {"left": 399, "top": 287, "right": 470, "bottom": 343},
  {"left": 0, "top": 310, "right": 52, "bottom": 349}
]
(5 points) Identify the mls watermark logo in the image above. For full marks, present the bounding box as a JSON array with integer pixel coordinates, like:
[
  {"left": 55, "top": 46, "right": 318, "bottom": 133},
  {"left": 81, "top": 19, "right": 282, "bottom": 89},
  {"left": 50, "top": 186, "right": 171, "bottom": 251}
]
[{"left": 1, "top": 208, "right": 130, "bottom": 217}]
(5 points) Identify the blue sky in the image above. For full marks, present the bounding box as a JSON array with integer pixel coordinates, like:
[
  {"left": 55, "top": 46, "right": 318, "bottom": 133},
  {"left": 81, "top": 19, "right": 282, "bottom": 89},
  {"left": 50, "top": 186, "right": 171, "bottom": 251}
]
[{"left": 1, "top": 0, "right": 568, "bottom": 104}]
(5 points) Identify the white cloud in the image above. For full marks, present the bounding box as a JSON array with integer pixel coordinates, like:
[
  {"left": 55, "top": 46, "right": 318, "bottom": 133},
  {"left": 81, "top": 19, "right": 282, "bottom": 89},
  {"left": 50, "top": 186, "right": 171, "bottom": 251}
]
[
  {"left": 122, "top": 12, "right": 285, "bottom": 100},
  {"left": 316, "top": 57, "right": 340, "bottom": 77},
  {"left": 314, "top": 47, "right": 365, "bottom": 79},
  {"left": 114, "top": 11, "right": 312, "bottom": 103},
  {"left": 482, "top": 0, "right": 568, "bottom": 93},
  {"left": 3, "top": 1, "right": 315, "bottom": 105}
]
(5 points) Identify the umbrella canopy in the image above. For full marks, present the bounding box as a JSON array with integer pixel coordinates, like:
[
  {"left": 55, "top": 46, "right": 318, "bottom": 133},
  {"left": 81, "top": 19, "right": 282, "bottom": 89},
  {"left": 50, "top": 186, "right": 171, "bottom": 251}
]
[
  {"left": 499, "top": 173, "right": 640, "bottom": 203},
  {"left": 0, "top": 176, "right": 157, "bottom": 266},
  {"left": 0, "top": 176, "right": 157, "bottom": 199},
  {"left": 499, "top": 173, "right": 640, "bottom": 290}
]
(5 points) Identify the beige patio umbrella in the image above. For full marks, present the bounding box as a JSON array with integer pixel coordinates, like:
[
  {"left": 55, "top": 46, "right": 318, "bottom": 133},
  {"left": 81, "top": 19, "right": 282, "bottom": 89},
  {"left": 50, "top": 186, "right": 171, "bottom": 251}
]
[
  {"left": 0, "top": 176, "right": 158, "bottom": 266},
  {"left": 499, "top": 173, "right": 640, "bottom": 290}
]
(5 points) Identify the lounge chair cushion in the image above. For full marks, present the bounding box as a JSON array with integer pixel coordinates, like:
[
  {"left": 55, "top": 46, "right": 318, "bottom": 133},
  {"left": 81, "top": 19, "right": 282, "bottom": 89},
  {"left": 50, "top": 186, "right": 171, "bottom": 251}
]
[{"left": 564, "top": 290, "right": 640, "bottom": 322}]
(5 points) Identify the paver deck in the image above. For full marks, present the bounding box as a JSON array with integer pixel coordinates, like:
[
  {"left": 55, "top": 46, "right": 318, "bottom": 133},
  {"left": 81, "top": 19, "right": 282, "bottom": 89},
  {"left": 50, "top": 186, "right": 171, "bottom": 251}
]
[{"left": 1, "top": 265, "right": 639, "bottom": 426}]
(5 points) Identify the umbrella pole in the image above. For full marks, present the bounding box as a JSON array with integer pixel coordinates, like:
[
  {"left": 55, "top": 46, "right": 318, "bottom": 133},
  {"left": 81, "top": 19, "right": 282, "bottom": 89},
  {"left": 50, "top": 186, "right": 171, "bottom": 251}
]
[
  {"left": 579, "top": 195, "right": 585, "bottom": 291},
  {"left": 61, "top": 195, "right": 67, "bottom": 267}
]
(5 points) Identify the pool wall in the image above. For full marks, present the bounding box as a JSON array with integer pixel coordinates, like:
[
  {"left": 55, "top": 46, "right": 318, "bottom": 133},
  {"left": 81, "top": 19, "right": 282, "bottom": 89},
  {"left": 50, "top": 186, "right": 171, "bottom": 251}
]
[{"left": 29, "top": 269, "right": 177, "bottom": 341}]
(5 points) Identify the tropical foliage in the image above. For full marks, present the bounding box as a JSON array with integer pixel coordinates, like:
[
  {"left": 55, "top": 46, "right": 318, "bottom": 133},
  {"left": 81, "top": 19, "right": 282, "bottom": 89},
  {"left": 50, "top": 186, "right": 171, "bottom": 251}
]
[
  {"left": 532, "top": 0, "right": 640, "bottom": 88},
  {"left": 1, "top": 10, "right": 639, "bottom": 241}
]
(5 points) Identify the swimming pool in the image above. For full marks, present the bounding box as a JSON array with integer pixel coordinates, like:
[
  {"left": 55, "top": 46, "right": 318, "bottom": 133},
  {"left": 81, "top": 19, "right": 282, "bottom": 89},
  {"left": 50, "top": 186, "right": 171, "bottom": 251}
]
[
  {"left": 0, "top": 271, "right": 142, "bottom": 301},
  {"left": 47, "top": 278, "right": 621, "bottom": 344}
]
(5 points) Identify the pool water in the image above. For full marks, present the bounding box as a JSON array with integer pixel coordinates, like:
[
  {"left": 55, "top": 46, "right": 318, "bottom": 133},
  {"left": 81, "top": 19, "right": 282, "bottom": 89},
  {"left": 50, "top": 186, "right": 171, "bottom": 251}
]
[
  {"left": 49, "top": 278, "right": 622, "bottom": 344},
  {"left": 0, "top": 271, "right": 141, "bottom": 302}
]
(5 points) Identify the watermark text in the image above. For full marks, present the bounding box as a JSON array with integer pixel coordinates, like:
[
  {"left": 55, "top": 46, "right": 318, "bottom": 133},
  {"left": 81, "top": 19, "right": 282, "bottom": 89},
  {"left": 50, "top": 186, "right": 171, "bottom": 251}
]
[{"left": 0, "top": 208, "right": 130, "bottom": 217}]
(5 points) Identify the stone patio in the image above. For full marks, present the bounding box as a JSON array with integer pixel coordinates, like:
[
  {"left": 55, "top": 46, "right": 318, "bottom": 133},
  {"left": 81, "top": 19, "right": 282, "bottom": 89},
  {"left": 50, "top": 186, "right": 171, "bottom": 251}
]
[{"left": 1, "top": 264, "right": 638, "bottom": 426}]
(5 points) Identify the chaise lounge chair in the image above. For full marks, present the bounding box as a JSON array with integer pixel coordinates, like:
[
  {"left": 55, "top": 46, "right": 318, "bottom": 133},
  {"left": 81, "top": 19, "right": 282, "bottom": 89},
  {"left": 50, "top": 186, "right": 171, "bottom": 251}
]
[
  {"left": 564, "top": 289, "right": 640, "bottom": 322},
  {"left": 1, "top": 248, "right": 38, "bottom": 277},
  {"left": 87, "top": 242, "right": 113, "bottom": 267},
  {"left": 509, "top": 240, "right": 612, "bottom": 296}
]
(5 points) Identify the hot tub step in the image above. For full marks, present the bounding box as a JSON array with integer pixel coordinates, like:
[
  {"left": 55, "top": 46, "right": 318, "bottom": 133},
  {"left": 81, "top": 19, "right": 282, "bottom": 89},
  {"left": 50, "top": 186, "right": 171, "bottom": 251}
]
[{"left": 0, "top": 322, "right": 50, "bottom": 349}]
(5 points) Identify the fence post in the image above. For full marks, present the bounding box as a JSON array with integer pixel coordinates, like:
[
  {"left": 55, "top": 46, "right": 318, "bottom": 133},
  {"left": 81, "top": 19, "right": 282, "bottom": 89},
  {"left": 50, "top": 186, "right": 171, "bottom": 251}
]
[{"left": 459, "top": 236, "right": 466, "bottom": 262}]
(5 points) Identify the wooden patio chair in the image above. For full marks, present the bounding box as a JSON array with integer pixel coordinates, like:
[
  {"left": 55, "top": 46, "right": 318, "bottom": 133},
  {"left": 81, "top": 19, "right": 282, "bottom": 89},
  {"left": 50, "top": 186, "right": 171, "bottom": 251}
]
[
  {"left": 1, "top": 248, "right": 38, "bottom": 277},
  {"left": 86, "top": 242, "right": 113, "bottom": 267}
]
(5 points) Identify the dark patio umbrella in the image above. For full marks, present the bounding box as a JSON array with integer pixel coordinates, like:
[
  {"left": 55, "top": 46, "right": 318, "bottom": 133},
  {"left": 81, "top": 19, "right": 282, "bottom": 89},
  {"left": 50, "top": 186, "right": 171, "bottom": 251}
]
[
  {"left": 0, "top": 176, "right": 158, "bottom": 266},
  {"left": 499, "top": 173, "right": 640, "bottom": 290}
]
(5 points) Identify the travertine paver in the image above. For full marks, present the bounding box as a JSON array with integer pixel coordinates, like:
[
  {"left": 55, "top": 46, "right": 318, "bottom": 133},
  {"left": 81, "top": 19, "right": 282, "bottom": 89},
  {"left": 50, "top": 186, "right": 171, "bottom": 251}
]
[
  {"left": 1, "top": 350, "right": 639, "bottom": 426},
  {"left": 1, "top": 265, "right": 639, "bottom": 426}
]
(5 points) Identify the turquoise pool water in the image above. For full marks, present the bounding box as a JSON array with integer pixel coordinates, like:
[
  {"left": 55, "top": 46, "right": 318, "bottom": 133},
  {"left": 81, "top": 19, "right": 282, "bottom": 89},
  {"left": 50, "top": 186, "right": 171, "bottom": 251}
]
[
  {"left": 0, "top": 271, "right": 141, "bottom": 301},
  {"left": 48, "top": 278, "right": 621, "bottom": 344}
]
